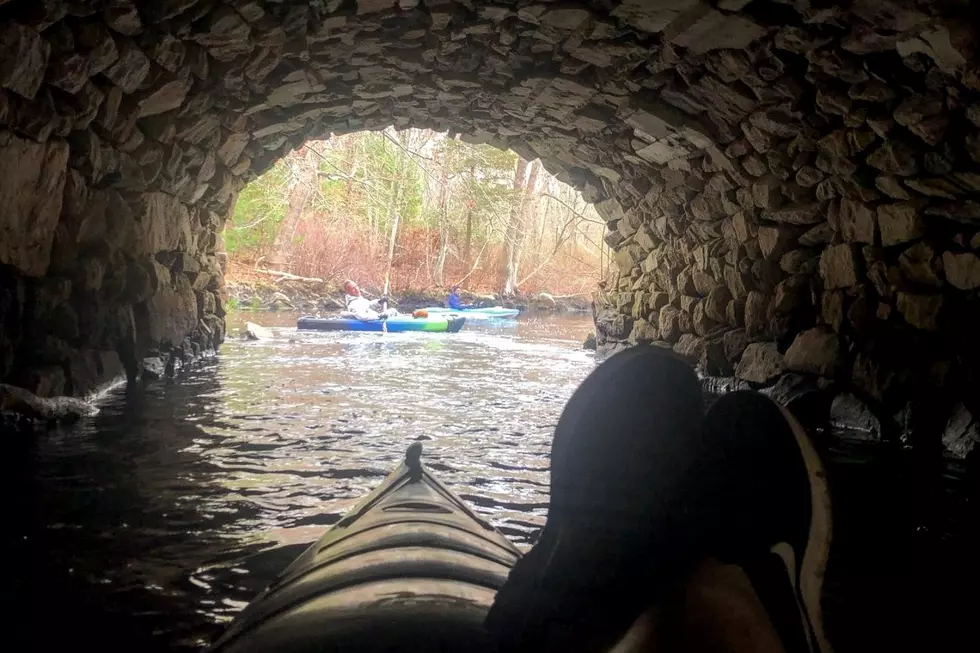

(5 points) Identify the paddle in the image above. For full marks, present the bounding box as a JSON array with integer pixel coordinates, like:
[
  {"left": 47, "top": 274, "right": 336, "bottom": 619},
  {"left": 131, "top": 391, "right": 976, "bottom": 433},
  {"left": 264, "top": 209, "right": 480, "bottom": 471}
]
[{"left": 381, "top": 210, "right": 400, "bottom": 335}]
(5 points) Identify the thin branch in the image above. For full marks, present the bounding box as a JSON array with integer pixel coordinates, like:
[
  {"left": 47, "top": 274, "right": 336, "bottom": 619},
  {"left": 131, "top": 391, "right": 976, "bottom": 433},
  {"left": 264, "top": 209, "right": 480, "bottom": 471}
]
[{"left": 540, "top": 193, "right": 605, "bottom": 225}]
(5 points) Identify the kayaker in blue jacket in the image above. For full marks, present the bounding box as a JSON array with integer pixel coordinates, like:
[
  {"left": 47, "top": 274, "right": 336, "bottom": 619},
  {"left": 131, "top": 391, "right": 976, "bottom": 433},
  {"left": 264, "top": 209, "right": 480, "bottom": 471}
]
[{"left": 447, "top": 285, "right": 471, "bottom": 310}]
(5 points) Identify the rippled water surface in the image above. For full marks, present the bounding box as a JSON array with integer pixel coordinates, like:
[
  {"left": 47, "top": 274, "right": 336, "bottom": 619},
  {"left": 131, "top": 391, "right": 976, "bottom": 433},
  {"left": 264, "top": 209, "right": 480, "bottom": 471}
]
[{"left": 14, "top": 312, "right": 595, "bottom": 652}]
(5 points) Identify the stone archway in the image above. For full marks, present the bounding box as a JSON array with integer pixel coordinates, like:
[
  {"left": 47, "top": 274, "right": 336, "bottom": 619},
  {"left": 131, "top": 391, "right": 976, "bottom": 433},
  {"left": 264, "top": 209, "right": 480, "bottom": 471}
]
[
  {"left": 1, "top": 0, "right": 977, "bottom": 418},
  {"left": 1, "top": 1, "right": 979, "bottom": 646}
]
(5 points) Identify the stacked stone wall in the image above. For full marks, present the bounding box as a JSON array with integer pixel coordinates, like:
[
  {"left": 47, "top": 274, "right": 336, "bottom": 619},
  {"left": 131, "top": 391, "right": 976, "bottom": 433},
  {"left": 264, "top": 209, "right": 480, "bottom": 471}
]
[{"left": 0, "top": 0, "right": 975, "bottom": 460}]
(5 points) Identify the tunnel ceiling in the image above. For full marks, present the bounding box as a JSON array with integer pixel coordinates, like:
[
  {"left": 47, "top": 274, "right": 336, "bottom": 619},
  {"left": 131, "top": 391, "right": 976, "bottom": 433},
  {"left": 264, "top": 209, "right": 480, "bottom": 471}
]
[{"left": 0, "top": 0, "right": 979, "bottom": 449}]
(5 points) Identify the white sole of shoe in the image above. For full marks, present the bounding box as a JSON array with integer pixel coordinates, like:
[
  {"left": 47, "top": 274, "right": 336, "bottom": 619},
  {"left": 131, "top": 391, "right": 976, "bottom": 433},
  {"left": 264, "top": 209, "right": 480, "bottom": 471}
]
[{"left": 777, "top": 404, "right": 834, "bottom": 653}]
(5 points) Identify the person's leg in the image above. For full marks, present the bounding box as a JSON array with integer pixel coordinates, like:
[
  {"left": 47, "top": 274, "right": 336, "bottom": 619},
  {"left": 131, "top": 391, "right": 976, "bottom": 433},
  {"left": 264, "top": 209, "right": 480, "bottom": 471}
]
[
  {"left": 596, "top": 391, "right": 833, "bottom": 653},
  {"left": 609, "top": 558, "right": 787, "bottom": 653},
  {"left": 486, "top": 352, "right": 832, "bottom": 653},
  {"left": 694, "top": 391, "right": 832, "bottom": 653},
  {"left": 485, "top": 346, "right": 706, "bottom": 653}
]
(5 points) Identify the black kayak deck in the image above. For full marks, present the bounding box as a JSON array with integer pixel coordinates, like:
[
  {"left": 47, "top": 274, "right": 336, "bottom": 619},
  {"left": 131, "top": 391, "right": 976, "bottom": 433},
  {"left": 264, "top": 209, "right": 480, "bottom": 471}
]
[{"left": 208, "top": 443, "right": 521, "bottom": 653}]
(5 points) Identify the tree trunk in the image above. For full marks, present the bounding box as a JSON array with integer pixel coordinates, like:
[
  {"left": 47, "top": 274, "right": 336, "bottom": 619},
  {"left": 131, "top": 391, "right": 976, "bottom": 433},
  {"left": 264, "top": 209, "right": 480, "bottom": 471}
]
[
  {"left": 434, "top": 158, "right": 448, "bottom": 287},
  {"left": 502, "top": 157, "right": 529, "bottom": 295},
  {"left": 271, "top": 146, "right": 316, "bottom": 267},
  {"left": 463, "top": 206, "right": 473, "bottom": 267},
  {"left": 513, "top": 159, "right": 540, "bottom": 279},
  {"left": 462, "top": 163, "right": 476, "bottom": 268}
]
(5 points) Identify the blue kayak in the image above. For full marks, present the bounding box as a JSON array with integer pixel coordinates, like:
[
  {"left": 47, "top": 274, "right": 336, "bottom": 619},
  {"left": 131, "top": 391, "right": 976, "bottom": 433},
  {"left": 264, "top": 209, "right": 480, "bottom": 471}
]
[
  {"left": 297, "top": 315, "right": 466, "bottom": 333},
  {"left": 423, "top": 306, "right": 520, "bottom": 319}
]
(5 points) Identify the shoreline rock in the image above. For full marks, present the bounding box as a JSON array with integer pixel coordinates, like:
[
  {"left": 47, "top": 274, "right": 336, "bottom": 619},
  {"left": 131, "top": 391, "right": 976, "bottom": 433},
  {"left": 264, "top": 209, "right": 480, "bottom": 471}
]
[
  {"left": 223, "top": 275, "right": 591, "bottom": 315},
  {"left": 0, "top": 383, "right": 98, "bottom": 422}
]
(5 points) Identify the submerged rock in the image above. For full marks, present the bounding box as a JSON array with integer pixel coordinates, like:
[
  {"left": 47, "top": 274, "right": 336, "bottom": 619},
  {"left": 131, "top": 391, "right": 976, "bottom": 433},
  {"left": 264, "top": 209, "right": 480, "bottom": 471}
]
[
  {"left": 141, "top": 356, "right": 167, "bottom": 380},
  {"left": 942, "top": 403, "right": 979, "bottom": 459},
  {"left": 583, "top": 332, "right": 597, "bottom": 350},
  {"left": 0, "top": 383, "right": 98, "bottom": 422},
  {"left": 244, "top": 321, "right": 273, "bottom": 340},
  {"left": 830, "top": 393, "right": 881, "bottom": 441}
]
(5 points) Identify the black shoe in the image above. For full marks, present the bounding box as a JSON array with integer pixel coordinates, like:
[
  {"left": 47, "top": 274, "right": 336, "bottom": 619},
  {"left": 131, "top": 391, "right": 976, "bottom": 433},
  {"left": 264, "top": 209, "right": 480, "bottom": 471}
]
[
  {"left": 700, "top": 391, "right": 833, "bottom": 653},
  {"left": 485, "top": 346, "right": 707, "bottom": 653},
  {"left": 486, "top": 349, "right": 833, "bottom": 653}
]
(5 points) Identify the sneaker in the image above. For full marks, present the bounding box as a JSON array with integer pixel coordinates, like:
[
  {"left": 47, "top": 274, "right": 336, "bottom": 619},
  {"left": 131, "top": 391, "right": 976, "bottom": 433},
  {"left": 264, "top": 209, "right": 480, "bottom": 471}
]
[
  {"left": 700, "top": 391, "right": 833, "bottom": 653},
  {"left": 485, "top": 348, "right": 833, "bottom": 653},
  {"left": 485, "top": 346, "right": 707, "bottom": 652}
]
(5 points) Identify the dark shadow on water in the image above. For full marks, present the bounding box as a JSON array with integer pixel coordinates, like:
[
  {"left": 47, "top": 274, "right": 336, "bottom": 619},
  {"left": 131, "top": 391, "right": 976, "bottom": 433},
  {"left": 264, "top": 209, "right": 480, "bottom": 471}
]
[
  {"left": 11, "top": 311, "right": 975, "bottom": 653},
  {"left": 9, "top": 314, "right": 595, "bottom": 651}
]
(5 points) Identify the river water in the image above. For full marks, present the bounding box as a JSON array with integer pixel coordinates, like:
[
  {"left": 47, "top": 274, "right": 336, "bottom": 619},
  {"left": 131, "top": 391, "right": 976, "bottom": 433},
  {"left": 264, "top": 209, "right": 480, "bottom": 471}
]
[
  {"left": 12, "top": 312, "right": 595, "bottom": 652},
  {"left": 11, "top": 311, "right": 978, "bottom": 653}
]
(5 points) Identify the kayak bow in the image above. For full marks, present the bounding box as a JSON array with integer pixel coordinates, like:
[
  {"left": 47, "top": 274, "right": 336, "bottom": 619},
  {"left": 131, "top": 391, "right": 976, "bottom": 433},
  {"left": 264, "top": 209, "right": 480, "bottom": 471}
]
[{"left": 208, "top": 443, "right": 521, "bottom": 653}]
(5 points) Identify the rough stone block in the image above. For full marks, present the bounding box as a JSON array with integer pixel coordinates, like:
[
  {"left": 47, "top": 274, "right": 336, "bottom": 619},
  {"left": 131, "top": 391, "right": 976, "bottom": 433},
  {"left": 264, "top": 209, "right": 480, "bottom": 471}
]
[
  {"left": 840, "top": 197, "right": 877, "bottom": 244},
  {"left": 103, "top": 38, "right": 150, "bottom": 93},
  {"left": 877, "top": 202, "right": 923, "bottom": 246},
  {"left": 820, "top": 244, "right": 862, "bottom": 289},
  {"left": 899, "top": 242, "right": 940, "bottom": 286},
  {"left": 594, "top": 197, "right": 625, "bottom": 222},
  {"left": 669, "top": 9, "right": 766, "bottom": 55},
  {"left": 0, "top": 132, "right": 69, "bottom": 276},
  {"left": 744, "top": 290, "right": 768, "bottom": 336},
  {"left": 692, "top": 268, "right": 721, "bottom": 295},
  {"left": 736, "top": 342, "right": 785, "bottom": 384},
  {"left": 722, "top": 328, "right": 749, "bottom": 362},
  {"left": 758, "top": 225, "right": 798, "bottom": 259},
  {"left": 795, "top": 165, "right": 824, "bottom": 188},
  {"left": 68, "top": 349, "right": 125, "bottom": 396},
  {"left": 896, "top": 292, "right": 943, "bottom": 331},
  {"left": 724, "top": 264, "right": 750, "bottom": 299},
  {"left": 752, "top": 177, "right": 783, "bottom": 209},
  {"left": 872, "top": 175, "right": 910, "bottom": 200},
  {"left": 0, "top": 23, "right": 50, "bottom": 100},
  {"left": 629, "top": 318, "right": 659, "bottom": 344},
  {"left": 822, "top": 290, "right": 844, "bottom": 331},
  {"left": 145, "top": 274, "right": 200, "bottom": 346},
  {"left": 658, "top": 305, "right": 682, "bottom": 343},
  {"left": 705, "top": 285, "right": 731, "bottom": 323},
  {"left": 942, "top": 251, "right": 980, "bottom": 290},
  {"left": 943, "top": 403, "right": 979, "bottom": 460},
  {"left": 732, "top": 210, "right": 757, "bottom": 243},
  {"left": 780, "top": 249, "right": 819, "bottom": 275},
  {"left": 867, "top": 140, "right": 919, "bottom": 176},
  {"left": 674, "top": 333, "right": 706, "bottom": 361},
  {"left": 785, "top": 328, "right": 841, "bottom": 376},
  {"left": 798, "top": 222, "right": 833, "bottom": 247},
  {"left": 763, "top": 203, "right": 825, "bottom": 225},
  {"left": 773, "top": 276, "right": 808, "bottom": 314},
  {"left": 133, "top": 191, "right": 193, "bottom": 254},
  {"left": 611, "top": 0, "right": 701, "bottom": 34},
  {"left": 138, "top": 76, "right": 192, "bottom": 118}
]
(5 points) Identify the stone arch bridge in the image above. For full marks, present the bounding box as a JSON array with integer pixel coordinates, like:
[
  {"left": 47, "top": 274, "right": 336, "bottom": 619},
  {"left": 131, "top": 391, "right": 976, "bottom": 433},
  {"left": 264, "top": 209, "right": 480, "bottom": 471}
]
[{"left": 0, "top": 0, "right": 978, "bottom": 647}]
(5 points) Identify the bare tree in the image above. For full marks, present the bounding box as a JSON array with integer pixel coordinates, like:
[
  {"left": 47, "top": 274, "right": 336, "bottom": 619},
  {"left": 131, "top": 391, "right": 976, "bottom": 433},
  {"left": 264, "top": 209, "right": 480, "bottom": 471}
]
[
  {"left": 271, "top": 145, "right": 317, "bottom": 268},
  {"left": 433, "top": 150, "right": 449, "bottom": 286},
  {"left": 502, "top": 157, "right": 530, "bottom": 295}
]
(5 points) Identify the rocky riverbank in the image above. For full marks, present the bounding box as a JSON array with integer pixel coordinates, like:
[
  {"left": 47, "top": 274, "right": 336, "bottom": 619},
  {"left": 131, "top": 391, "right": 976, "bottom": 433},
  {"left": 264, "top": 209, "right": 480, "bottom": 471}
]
[{"left": 223, "top": 267, "right": 592, "bottom": 315}]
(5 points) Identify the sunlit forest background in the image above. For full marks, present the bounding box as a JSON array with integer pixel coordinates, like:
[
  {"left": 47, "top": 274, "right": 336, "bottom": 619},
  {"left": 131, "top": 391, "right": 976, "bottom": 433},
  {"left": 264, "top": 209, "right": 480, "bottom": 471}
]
[{"left": 222, "top": 128, "right": 613, "bottom": 297}]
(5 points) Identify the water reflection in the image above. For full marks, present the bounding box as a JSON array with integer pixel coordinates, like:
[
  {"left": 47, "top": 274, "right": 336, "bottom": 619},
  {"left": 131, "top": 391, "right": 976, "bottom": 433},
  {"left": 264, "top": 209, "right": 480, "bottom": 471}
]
[{"left": 15, "top": 312, "right": 596, "bottom": 651}]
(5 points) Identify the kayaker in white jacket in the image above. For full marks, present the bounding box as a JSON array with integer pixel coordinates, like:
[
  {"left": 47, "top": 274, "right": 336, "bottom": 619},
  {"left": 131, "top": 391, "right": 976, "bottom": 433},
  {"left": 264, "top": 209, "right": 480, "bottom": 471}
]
[{"left": 343, "top": 280, "right": 398, "bottom": 320}]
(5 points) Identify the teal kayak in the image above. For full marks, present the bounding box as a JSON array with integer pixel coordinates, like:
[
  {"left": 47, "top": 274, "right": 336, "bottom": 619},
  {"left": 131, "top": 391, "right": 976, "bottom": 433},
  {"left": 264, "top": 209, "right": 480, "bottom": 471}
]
[
  {"left": 297, "top": 315, "right": 466, "bottom": 332},
  {"left": 423, "top": 306, "right": 520, "bottom": 319}
]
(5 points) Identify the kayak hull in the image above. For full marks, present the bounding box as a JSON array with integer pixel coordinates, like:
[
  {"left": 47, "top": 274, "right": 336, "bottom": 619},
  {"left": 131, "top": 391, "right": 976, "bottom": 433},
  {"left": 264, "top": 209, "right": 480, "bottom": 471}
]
[
  {"left": 208, "top": 445, "right": 521, "bottom": 653},
  {"left": 423, "top": 306, "right": 520, "bottom": 319},
  {"left": 297, "top": 315, "right": 466, "bottom": 333}
]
